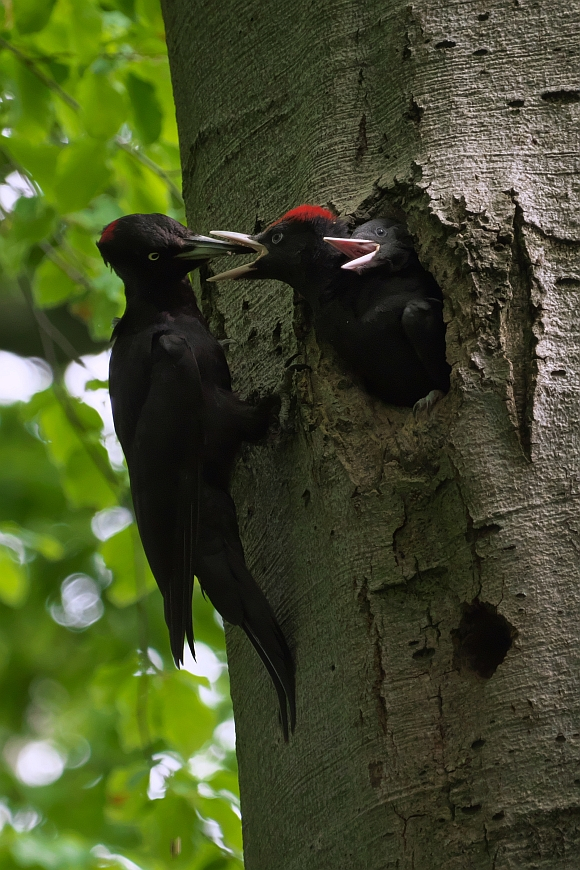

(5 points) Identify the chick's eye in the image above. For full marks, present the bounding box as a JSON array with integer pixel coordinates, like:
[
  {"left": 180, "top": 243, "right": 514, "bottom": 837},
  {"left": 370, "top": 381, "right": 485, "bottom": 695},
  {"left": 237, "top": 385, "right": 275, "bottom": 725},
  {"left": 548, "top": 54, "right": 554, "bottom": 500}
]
[
  {"left": 271, "top": 232, "right": 283, "bottom": 245},
  {"left": 148, "top": 252, "right": 160, "bottom": 261},
  {"left": 375, "top": 227, "right": 386, "bottom": 237}
]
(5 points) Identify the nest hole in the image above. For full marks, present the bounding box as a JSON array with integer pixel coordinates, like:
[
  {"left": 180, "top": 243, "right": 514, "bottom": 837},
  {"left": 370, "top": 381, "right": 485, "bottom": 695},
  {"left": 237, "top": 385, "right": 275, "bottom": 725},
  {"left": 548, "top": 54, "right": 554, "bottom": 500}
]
[{"left": 452, "top": 599, "right": 517, "bottom": 679}]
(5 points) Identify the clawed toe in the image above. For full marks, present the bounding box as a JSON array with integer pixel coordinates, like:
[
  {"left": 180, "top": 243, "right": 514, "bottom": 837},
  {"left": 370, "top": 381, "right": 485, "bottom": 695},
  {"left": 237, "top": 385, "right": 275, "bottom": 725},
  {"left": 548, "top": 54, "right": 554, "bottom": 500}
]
[{"left": 413, "top": 389, "right": 445, "bottom": 418}]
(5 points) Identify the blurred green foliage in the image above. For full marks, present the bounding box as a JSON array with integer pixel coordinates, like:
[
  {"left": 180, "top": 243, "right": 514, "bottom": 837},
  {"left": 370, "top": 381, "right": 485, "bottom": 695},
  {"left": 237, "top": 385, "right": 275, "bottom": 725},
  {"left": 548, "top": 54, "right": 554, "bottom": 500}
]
[{"left": 0, "top": 1, "right": 244, "bottom": 868}]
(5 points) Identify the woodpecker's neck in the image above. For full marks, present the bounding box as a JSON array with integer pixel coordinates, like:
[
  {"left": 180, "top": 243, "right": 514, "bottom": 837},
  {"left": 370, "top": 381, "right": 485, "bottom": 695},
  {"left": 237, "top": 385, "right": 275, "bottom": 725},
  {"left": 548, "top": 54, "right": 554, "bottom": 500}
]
[
  {"left": 124, "top": 276, "right": 203, "bottom": 318},
  {"left": 293, "top": 247, "right": 347, "bottom": 311}
]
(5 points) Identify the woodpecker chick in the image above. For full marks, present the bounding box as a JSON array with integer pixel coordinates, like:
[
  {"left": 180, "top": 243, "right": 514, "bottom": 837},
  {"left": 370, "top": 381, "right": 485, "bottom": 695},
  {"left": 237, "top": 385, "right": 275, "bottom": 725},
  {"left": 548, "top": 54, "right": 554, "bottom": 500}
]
[{"left": 324, "top": 217, "right": 415, "bottom": 274}]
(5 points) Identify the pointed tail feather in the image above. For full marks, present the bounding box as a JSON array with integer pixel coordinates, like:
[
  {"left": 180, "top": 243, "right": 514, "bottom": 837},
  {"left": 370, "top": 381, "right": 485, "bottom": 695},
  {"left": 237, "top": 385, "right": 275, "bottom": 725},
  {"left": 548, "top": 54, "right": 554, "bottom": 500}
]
[{"left": 242, "top": 618, "right": 296, "bottom": 741}]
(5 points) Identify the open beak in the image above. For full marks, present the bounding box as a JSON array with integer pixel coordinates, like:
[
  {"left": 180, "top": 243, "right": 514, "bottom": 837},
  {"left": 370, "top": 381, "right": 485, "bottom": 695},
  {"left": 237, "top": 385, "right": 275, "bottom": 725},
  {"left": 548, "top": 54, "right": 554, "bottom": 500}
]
[
  {"left": 206, "top": 231, "right": 268, "bottom": 281},
  {"left": 174, "top": 234, "right": 250, "bottom": 261},
  {"left": 323, "top": 237, "right": 380, "bottom": 272}
]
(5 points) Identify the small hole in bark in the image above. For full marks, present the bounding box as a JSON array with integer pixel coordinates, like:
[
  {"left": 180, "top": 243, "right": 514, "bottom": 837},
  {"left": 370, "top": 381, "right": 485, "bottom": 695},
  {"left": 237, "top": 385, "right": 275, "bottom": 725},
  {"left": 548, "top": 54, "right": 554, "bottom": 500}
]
[
  {"left": 404, "top": 97, "right": 424, "bottom": 124},
  {"left": 247, "top": 327, "right": 257, "bottom": 341},
  {"left": 412, "top": 647, "right": 435, "bottom": 660},
  {"left": 368, "top": 760, "right": 383, "bottom": 788},
  {"left": 435, "top": 39, "right": 456, "bottom": 49},
  {"left": 461, "top": 804, "right": 482, "bottom": 814},
  {"left": 473, "top": 48, "right": 489, "bottom": 55},
  {"left": 556, "top": 734, "right": 566, "bottom": 743},
  {"left": 471, "top": 738, "right": 485, "bottom": 750},
  {"left": 515, "top": 592, "right": 526, "bottom": 600},
  {"left": 541, "top": 89, "right": 580, "bottom": 104},
  {"left": 508, "top": 98, "right": 525, "bottom": 107},
  {"left": 302, "top": 489, "right": 311, "bottom": 507},
  {"left": 409, "top": 640, "right": 420, "bottom": 646},
  {"left": 551, "top": 369, "right": 567, "bottom": 378},
  {"left": 492, "top": 811, "right": 505, "bottom": 820},
  {"left": 478, "top": 11, "right": 489, "bottom": 20},
  {"left": 272, "top": 321, "right": 282, "bottom": 344},
  {"left": 241, "top": 299, "right": 250, "bottom": 311},
  {"left": 330, "top": 664, "right": 335, "bottom": 671},
  {"left": 452, "top": 599, "right": 517, "bottom": 678}
]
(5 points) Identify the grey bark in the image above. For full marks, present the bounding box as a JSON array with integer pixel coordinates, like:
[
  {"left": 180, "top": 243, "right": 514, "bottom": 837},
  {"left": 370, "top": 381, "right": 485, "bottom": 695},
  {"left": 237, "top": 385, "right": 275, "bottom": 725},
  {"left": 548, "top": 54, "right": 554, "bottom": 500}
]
[{"left": 162, "top": 1, "right": 580, "bottom": 867}]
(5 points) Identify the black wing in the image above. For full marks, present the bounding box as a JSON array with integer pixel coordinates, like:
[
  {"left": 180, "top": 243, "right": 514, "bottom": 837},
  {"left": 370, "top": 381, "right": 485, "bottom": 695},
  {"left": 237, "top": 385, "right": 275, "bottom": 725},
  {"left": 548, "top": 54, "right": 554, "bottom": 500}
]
[
  {"left": 110, "top": 327, "right": 203, "bottom": 666},
  {"left": 401, "top": 297, "right": 450, "bottom": 393}
]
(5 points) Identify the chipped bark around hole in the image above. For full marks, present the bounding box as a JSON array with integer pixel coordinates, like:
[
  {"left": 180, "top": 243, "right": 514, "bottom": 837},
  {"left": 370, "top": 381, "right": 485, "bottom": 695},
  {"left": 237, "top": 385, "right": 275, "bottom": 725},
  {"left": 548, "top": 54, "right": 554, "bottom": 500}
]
[{"left": 162, "top": 0, "right": 580, "bottom": 867}]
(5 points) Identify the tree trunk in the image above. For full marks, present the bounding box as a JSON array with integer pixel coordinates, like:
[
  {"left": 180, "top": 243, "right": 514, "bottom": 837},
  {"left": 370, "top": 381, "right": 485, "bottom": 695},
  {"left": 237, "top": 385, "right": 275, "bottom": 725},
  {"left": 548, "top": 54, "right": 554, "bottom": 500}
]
[{"left": 162, "top": 1, "right": 580, "bottom": 866}]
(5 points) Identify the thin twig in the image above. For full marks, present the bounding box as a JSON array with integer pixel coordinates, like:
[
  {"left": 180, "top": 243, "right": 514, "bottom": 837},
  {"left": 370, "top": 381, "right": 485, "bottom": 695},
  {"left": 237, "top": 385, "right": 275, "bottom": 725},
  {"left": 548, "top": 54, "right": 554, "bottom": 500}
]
[
  {"left": 38, "top": 241, "right": 94, "bottom": 292},
  {"left": 0, "top": 37, "right": 80, "bottom": 112},
  {"left": 18, "top": 275, "right": 88, "bottom": 367},
  {"left": 115, "top": 137, "right": 183, "bottom": 203}
]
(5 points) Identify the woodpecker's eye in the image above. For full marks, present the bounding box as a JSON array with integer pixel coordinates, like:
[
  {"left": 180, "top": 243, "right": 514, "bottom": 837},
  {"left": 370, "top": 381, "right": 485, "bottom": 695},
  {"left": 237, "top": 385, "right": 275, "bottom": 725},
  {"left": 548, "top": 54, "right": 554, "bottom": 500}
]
[
  {"left": 271, "top": 232, "right": 283, "bottom": 245},
  {"left": 375, "top": 227, "right": 386, "bottom": 237},
  {"left": 148, "top": 252, "right": 160, "bottom": 261}
]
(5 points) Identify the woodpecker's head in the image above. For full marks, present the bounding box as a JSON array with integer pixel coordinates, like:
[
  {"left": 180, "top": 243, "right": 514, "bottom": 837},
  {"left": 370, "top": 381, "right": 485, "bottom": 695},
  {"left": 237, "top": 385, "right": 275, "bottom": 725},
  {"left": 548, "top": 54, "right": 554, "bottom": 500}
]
[
  {"left": 209, "top": 206, "right": 350, "bottom": 301},
  {"left": 97, "top": 213, "right": 248, "bottom": 288},
  {"left": 324, "top": 218, "right": 415, "bottom": 274}
]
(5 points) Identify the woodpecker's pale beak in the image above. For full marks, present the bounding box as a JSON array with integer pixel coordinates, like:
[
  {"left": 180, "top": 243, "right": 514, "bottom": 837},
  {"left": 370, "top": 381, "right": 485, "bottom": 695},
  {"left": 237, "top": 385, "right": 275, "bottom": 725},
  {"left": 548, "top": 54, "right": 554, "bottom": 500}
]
[
  {"left": 323, "top": 237, "right": 380, "bottom": 272},
  {"left": 207, "top": 231, "right": 269, "bottom": 281},
  {"left": 174, "top": 235, "right": 250, "bottom": 260}
]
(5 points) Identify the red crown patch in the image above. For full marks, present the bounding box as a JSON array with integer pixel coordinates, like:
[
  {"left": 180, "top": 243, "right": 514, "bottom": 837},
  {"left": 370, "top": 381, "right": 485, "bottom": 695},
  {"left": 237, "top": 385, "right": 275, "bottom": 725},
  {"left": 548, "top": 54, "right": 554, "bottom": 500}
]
[
  {"left": 99, "top": 219, "right": 119, "bottom": 244},
  {"left": 271, "top": 205, "right": 335, "bottom": 226}
]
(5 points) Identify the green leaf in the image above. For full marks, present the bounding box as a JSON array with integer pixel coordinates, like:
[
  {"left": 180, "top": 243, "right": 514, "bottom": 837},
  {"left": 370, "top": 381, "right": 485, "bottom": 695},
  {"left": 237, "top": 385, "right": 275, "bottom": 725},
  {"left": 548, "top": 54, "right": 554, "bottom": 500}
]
[
  {"left": 78, "top": 74, "right": 126, "bottom": 140},
  {"left": 64, "top": 447, "right": 117, "bottom": 508},
  {"left": 12, "top": 61, "right": 54, "bottom": 135},
  {"left": 33, "top": 256, "right": 82, "bottom": 307},
  {"left": 3, "top": 137, "right": 60, "bottom": 196},
  {"left": 125, "top": 73, "right": 162, "bottom": 144},
  {"left": 101, "top": 525, "right": 157, "bottom": 606},
  {"left": 10, "top": 196, "right": 57, "bottom": 246},
  {"left": 14, "top": 0, "right": 57, "bottom": 34},
  {"left": 158, "top": 671, "right": 216, "bottom": 756},
  {"left": 0, "top": 545, "right": 29, "bottom": 607},
  {"left": 114, "top": 147, "right": 169, "bottom": 214},
  {"left": 53, "top": 139, "right": 111, "bottom": 213},
  {"left": 65, "top": 0, "right": 102, "bottom": 60}
]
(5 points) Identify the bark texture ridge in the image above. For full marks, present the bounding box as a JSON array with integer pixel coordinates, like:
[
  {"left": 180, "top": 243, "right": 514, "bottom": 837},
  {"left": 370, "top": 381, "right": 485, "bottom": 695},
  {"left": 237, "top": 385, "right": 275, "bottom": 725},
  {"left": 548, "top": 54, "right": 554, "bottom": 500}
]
[{"left": 162, "top": 0, "right": 580, "bottom": 867}]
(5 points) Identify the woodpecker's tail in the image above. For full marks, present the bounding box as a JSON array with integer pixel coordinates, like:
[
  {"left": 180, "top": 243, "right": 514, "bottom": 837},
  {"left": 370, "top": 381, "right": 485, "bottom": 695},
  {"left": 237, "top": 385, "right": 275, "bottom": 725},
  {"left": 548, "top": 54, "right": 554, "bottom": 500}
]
[{"left": 197, "top": 488, "right": 295, "bottom": 739}]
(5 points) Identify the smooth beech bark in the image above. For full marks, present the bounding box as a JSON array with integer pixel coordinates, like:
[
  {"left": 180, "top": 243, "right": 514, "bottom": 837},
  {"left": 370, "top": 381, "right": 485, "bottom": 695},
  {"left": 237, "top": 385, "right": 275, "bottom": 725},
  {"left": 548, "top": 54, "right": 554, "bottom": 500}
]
[{"left": 162, "top": 1, "right": 580, "bottom": 866}]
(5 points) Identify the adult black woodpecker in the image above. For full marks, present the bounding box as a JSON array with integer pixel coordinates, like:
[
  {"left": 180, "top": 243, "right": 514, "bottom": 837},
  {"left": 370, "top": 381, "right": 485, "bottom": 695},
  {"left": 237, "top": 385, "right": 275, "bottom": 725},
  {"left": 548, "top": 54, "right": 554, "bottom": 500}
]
[
  {"left": 97, "top": 213, "right": 295, "bottom": 738},
  {"left": 209, "top": 207, "right": 449, "bottom": 410}
]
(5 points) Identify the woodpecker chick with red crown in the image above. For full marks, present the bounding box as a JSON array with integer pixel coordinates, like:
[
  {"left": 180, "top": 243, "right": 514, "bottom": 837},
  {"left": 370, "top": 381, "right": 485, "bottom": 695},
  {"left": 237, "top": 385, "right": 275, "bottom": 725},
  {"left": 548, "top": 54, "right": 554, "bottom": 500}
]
[
  {"left": 97, "top": 213, "right": 295, "bottom": 739},
  {"left": 210, "top": 208, "right": 449, "bottom": 410}
]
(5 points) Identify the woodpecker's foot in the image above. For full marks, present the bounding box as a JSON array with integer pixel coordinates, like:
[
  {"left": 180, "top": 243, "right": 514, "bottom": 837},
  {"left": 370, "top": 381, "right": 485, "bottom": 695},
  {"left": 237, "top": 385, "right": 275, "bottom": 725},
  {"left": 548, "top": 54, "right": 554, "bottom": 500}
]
[
  {"left": 413, "top": 389, "right": 445, "bottom": 419},
  {"left": 278, "top": 362, "right": 311, "bottom": 396},
  {"left": 218, "top": 338, "right": 237, "bottom": 350}
]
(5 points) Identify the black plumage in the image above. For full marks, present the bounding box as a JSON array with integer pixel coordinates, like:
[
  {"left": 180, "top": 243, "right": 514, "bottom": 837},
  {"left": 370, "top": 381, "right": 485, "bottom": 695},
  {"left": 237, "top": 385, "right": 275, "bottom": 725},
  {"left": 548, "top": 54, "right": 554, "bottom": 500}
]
[
  {"left": 97, "top": 213, "right": 295, "bottom": 738},
  {"left": 210, "top": 208, "right": 450, "bottom": 409}
]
